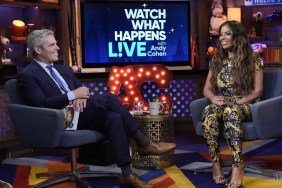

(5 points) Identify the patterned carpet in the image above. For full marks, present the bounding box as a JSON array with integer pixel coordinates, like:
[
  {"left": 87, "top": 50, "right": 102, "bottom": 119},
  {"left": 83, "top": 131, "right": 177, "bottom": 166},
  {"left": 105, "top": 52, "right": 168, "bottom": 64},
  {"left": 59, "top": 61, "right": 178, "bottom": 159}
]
[{"left": 1, "top": 138, "right": 282, "bottom": 188}]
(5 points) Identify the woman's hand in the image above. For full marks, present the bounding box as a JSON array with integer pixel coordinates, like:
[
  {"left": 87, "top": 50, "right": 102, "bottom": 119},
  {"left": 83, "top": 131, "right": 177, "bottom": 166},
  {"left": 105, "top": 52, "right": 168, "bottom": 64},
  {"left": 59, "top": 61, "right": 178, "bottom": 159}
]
[
  {"left": 211, "top": 96, "right": 234, "bottom": 106},
  {"left": 211, "top": 95, "right": 225, "bottom": 105}
]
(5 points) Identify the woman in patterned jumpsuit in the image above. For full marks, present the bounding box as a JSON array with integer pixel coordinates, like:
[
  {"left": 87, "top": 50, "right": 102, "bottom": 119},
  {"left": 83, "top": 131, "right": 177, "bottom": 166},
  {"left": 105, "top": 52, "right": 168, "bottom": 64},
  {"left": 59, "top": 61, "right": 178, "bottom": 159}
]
[{"left": 201, "top": 21, "right": 263, "bottom": 188}]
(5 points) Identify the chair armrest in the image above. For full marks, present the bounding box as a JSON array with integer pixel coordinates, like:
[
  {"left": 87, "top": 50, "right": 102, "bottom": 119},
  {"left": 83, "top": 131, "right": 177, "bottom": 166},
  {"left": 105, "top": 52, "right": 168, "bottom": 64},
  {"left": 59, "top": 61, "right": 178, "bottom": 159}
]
[
  {"left": 8, "top": 104, "right": 65, "bottom": 148},
  {"left": 190, "top": 98, "right": 210, "bottom": 128},
  {"left": 251, "top": 95, "right": 282, "bottom": 139}
]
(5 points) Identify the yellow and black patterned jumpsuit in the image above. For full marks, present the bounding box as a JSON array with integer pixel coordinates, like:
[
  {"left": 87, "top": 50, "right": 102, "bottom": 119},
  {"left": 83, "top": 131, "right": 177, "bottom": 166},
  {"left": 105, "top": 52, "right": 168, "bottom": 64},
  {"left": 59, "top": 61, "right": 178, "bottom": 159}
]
[{"left": 201, "top": 59, "right": 262, "bottom": 167}]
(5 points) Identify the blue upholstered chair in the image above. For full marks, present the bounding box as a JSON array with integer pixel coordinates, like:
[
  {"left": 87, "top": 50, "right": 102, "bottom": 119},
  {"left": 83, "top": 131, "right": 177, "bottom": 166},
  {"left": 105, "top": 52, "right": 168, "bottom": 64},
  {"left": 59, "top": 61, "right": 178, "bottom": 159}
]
[
  {"left": 5, "top": 79, "right": 119, "bottom": 188},
  {"left": 190, "top": 70, "right": 282, "bottom": 179}
]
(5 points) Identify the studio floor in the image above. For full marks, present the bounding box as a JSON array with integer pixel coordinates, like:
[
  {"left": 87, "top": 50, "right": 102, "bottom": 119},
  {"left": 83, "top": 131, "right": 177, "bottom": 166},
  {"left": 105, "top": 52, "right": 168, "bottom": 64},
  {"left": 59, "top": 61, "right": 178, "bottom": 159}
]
[{"left": 1, "top": 123, "right": 282, "bottom": 188}]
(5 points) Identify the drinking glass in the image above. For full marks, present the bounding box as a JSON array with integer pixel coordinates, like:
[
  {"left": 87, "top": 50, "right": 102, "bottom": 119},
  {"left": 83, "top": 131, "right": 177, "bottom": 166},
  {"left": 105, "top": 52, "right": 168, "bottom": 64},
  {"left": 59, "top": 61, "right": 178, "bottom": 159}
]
[{"left": 133, "top": 101, "right": 144, "bottom": 115}]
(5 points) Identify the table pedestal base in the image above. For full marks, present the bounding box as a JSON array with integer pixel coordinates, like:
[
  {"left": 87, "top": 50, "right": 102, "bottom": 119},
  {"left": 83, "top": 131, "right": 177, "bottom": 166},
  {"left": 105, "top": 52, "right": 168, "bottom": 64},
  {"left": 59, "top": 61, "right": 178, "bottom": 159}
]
[{"left": 132, "top": 114, "right": 174, "bottom": 170}]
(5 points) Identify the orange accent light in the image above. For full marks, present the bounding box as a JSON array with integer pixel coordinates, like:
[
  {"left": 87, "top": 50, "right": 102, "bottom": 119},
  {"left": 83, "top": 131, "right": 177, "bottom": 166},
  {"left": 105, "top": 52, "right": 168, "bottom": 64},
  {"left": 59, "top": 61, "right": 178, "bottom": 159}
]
[{"left": 10, "top": 20, "right": 27, "bottom": 41}]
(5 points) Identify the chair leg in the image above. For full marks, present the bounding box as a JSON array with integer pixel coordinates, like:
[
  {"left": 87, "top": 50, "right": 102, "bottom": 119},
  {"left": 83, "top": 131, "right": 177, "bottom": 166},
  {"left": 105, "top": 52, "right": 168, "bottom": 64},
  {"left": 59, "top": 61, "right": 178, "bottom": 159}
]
[
  {"left": 193, "top": 160, "right": 232, "bottom": 174},
  {"left": 32, "top": 148, "right": 120, "bottom": 188},
  {"left": 192, "top": 160, "right": 280, "bottom": 180},
  {"left": 33, "top": 172, "right": 82, "bottom": 188},
  {"left": 245, "top": 161, "right": 280, "bottom": 179}
]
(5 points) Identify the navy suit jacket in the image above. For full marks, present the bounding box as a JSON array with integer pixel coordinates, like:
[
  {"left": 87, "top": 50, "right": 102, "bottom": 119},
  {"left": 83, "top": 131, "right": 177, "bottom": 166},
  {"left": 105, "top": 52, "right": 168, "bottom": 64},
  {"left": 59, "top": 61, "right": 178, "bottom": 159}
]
[
  {"left": 17, "top": 60, "right": 109, "bottom": 130},
  {"left": 17, "top": 61, "right": 81, "bottom": 109}
]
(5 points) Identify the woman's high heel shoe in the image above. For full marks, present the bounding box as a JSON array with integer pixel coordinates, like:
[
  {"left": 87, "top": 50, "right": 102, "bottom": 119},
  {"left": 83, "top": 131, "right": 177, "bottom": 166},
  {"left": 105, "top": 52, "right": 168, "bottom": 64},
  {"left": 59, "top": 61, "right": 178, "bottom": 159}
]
[
  {"left": 227, "top": 182, "right": 244, "bottom": 188},
  {"left": 225, "top": 170, "right": 244, "bottom": 188},
  {"left": 212, "top": 160, "right": 226, "bottom": 184},
  {"left": 226, "top": 166, "right": 244, "bottom": 188},
  {"left": 212, "top": 175, "right": 226, "bottom": 185}
]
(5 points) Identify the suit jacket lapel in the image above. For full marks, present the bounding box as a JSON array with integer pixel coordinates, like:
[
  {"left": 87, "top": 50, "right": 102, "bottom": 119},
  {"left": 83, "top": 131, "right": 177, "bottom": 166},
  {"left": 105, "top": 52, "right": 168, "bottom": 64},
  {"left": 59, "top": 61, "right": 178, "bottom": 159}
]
[
  {"left": 53, "top": 64, "right": 74, "bottom": 90},
  {"left": 30, "top": 61, "right": 62, "bottom": 93}
]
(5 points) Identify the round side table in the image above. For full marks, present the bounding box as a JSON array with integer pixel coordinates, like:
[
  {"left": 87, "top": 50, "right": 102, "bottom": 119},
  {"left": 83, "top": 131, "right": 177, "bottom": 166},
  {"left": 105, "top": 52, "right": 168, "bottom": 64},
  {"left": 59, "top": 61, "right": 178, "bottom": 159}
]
[{"left": 132, "top": 114, "right": 175, "bottom": 170}]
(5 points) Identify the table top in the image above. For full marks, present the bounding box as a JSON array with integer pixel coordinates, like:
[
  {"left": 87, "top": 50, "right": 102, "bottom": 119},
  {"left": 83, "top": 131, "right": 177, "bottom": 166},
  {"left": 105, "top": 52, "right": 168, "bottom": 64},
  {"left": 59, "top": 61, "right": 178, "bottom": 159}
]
[{"left": 131, "top": 112, "right": 173, "bottom": 120}]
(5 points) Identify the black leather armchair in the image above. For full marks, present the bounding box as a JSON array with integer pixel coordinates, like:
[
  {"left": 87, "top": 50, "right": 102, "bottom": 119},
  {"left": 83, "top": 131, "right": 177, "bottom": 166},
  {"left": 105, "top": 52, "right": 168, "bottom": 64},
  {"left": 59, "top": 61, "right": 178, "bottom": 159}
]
[
  {"left": 190, "top": 70, "right": 282, "bottom": 179},
  {"left": 5, "top": 79, "right": 119, "bottom": 188}
]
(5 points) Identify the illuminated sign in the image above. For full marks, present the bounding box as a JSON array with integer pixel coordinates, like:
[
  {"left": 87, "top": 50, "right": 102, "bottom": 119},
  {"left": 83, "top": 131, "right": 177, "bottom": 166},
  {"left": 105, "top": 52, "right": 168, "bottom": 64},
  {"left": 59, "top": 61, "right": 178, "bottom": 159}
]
[
  {"left": 251, "top": 0, "right": 282, "bottom": 5},
  {"left": 107, "top": 64, "right": 173, "bottom": 111}
]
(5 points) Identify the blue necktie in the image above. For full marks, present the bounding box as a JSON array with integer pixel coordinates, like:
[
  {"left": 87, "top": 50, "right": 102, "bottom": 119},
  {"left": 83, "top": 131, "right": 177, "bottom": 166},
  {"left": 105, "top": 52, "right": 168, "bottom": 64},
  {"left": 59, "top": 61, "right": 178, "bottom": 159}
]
[{"left": 46, "top": 65, "right": 68, "bottom": 93}]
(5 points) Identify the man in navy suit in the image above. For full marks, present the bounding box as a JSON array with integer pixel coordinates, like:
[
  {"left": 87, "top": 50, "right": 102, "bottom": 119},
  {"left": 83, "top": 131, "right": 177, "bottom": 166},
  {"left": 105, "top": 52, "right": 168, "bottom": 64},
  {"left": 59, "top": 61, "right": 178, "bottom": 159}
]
[{"left": 17, "top": 29, "right": 176, "bottom": 188}]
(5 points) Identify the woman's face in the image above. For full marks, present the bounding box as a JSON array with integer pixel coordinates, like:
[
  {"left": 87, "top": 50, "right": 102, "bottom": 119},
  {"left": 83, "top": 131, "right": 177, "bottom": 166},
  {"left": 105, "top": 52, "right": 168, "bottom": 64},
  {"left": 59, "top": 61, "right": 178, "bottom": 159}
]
[{"left": 219, "top": 25, "right": 233, "bottom": 51}]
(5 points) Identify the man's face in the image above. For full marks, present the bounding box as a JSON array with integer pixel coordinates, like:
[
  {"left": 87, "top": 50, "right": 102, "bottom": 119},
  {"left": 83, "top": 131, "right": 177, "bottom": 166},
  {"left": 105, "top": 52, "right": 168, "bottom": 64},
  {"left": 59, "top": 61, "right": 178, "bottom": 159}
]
[{"left": 36, "top": 35, "right": 59, "bottom": 64}]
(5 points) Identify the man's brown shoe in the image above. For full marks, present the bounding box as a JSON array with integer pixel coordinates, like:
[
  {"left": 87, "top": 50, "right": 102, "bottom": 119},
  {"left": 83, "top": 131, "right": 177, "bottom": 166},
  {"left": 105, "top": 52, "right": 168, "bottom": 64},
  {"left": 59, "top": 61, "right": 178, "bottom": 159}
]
[
  {"left": 137, "top": 141, "right": 176, "bottom": 155},
  {"left": 119, "top": 173, "right": 154, "bottom": 188}
]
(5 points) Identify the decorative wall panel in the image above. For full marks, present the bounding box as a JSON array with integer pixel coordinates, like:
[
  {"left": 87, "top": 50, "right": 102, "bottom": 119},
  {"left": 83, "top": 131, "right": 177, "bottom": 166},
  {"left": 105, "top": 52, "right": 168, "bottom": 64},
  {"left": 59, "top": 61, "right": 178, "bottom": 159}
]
[
  {"left": 81, "top": 77, "right": 201, "bottom": 119},
  {"left": 0, "top": 89, "right": 15, "bottom": 142}
]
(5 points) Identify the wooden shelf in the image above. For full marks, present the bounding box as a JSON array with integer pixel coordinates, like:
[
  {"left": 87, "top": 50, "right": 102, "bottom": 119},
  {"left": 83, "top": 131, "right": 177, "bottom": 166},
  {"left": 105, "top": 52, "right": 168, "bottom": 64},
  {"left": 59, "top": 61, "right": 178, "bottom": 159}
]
[
  {"left": 12, "top": 56, "right": 63, "bottom": 62},
  {"left": 10, "top": 39, "right": 27, "bottom": 43},
  {"left": 263, "top": 62, "right": 282, "bottom": 70},
  {"left": 264, "top": 20, "right": 282, "bottom": 25},
  {"left": 0, "top": 0, "right": 62, "bottom": 9}
]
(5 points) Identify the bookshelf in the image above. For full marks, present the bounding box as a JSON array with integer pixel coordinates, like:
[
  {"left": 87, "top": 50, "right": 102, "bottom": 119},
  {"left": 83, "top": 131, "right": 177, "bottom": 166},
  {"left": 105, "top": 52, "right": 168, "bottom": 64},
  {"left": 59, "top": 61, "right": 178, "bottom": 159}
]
[
  {"left": 263, "top": 47, "right": 282, "bottom": 62},
  {"left": 263, "top": 47, "right": 282, "bottom": 70},
  {"left": 0, "top": 0, "right": 70, "bottom": 73}
]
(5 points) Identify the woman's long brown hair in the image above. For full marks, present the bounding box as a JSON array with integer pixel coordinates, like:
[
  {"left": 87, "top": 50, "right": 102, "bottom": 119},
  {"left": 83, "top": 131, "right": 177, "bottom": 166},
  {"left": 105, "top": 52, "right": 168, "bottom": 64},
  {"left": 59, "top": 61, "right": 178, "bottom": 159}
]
[{"left": 210, "top": 21, "right": 260, "bottom": 94}]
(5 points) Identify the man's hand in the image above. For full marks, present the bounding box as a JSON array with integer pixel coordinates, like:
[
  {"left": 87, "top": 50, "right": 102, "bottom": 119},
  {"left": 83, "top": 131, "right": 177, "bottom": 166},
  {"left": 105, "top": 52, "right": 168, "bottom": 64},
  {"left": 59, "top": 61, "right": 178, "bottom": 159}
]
[
  {"left": 72, "top": 86, "right": 90, "bottom": 112},
  {"left": 73, "top": 86, "right": 90, "bottom": 99},
  {"left": 72, "top": 98, "right": 87, "bottom": 112}
]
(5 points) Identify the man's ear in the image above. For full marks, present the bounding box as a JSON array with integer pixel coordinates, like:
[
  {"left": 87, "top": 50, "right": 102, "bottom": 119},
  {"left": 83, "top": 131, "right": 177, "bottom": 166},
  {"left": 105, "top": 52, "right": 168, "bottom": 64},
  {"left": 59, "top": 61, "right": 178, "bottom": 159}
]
[{"left": 34, "top": 46, "right": 41, "bottom": 54}]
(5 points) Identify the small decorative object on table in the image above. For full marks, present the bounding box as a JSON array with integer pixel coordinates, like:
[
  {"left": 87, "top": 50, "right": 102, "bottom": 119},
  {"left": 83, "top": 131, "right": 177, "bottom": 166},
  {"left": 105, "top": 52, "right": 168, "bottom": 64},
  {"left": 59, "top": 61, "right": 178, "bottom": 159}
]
[
  {"left": 162, "top": 101, "right": 172, "bottom": 114},
  {"left": 133, "top": 101, "right": 144, "bottom": 115}
]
